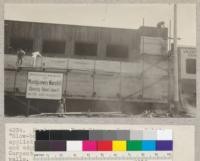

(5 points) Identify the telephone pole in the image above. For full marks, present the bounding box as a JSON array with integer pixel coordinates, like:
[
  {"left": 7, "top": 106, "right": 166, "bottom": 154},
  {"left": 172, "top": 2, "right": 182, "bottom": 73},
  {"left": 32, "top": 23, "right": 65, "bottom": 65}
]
[{"left": 173, "top": 3, "right": 180, "bottom": 110}]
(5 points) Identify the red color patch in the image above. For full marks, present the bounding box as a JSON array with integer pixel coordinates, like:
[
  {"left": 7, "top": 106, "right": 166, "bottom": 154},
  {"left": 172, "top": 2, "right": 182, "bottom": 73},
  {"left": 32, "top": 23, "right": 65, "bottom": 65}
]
[{"left": 97, "top": 141, "right": 112, "bottom": 151}]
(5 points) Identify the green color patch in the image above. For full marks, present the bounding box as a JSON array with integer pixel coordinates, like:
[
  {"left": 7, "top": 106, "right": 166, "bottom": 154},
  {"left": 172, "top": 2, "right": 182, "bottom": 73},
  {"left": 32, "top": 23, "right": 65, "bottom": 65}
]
[{"left": 127, "top": 140, "right": 142, "bottom": 151}]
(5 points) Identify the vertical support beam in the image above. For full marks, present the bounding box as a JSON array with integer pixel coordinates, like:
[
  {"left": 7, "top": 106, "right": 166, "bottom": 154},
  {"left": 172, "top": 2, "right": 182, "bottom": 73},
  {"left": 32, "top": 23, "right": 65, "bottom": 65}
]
[
  {"left": 119, "top": 61, "right": 122, "bottom": 112},
  {"left": 169, "top": 20, "right": 172, "bottom": 51},
  {"left": 26, "top": 99, "right": 30, "bottom": 117},
  {"left": 173, "top": 4, "right": 180, "bottom": 109},
  {"left": 92, "top": 60, "right": 96, "bottom": 97},
  {"left": 168, "top": 20, "right": 172, "bottom": 107},
  {"left": 141, "top": 18, "right": 145, "bottom": 98},
  {"left": 13, "top": 70, "right": 17, "bottom": 94},
  {"left": 119, "top": 61, "right": 122, "bottom": 97},
  {"left": 4, "top": 22, "right": 10, "bottom": 53}
]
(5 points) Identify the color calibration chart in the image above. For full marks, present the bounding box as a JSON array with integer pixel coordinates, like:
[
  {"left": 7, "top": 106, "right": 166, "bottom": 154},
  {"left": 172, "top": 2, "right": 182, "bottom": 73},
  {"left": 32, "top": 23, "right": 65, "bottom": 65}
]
[
  {"left": 34, "top": 129, "right": 173, "bottom": 160},
  {"left": 35, "top": 130, "right": 173, "bottom": 152},
  {"left": 6, "top": 124, "right": 173, "bottom": 161}
]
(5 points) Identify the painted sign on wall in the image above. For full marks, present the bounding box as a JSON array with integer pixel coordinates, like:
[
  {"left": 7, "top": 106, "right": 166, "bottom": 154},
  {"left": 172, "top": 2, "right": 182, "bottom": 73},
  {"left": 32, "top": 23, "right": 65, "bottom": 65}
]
[{"left": 26, "top": 72, "right": 63, "bottom": 100}]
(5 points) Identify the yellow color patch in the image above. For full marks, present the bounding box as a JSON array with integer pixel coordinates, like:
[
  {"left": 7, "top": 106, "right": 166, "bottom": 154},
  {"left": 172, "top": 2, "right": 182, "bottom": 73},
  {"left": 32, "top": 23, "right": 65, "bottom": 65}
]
[{"left": 112, "top": 141, "right": 126, "bottom": 151}]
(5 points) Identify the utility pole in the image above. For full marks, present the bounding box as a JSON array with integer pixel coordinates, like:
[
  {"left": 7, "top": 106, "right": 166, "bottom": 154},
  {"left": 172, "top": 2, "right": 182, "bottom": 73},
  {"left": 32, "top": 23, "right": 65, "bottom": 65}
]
[
  {"left": 173, "top": 3, "right": 180, "bottom": 110},
  {"left": 168, "top": 19, "right": 171, "bottom": 107},
  {"left": 169, "top": 20, "right": 172, "bottom": 51},
  {"left": 142, "top": 18, "right": 145, "bottom": 99}
]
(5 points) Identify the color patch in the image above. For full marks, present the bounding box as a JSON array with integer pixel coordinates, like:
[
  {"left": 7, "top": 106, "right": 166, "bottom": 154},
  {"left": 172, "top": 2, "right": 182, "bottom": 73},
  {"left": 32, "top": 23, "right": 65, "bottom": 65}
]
[
  {"left": 157, "top": 130, "right": 172, "bottom": 140},
  {"left": 36, "top": 130, "right": 89, "bottom": 140},
  {"left": 143, "top": 130, "right": 157, "bottom": 140},
  {"left": 35, "top": 140, "right": 50, "bottom": 151},
  {"left": 49, "top": 140, "right": 66, "bottom": 151},
  {"left": 50, "top": 130, "right": 68, "bottom": 140},
  {"left": 130, "top": 130, "right": 143, "bottom": 140},
  {"left": 112, "top": 141, "right": 126, "bottom": 151},
  {"left": 82, "top": 141, "right": 97, "bottom": 151},
  {"left": 35, "top": 140, "right": 66, "bottom": 151},
  {"left": 97, "top": 141, "right": 112, "bottom": 151},
  {"left": 142, "top": 140, "right": 156, "bottom": 151},
  {"left": 156, "top": 141, "right": 173, "bottom": 151},
  {"left": 127, "top": 140, "right": 142, "bottom": 151},
  {"left": 36, "top": 131, "right": 50, "bottom": 140},
  {"left": 89, "top": 130, "right": 130, "bottom": 140},
  {"left": 115, "top": 130, "right": 130, "bottom": 140},
  {"left": 67, "top": 141, "right": 82, "bottom": 151},
  {"left": 89, "top": 130, "right": 104, "bottom": 140}
]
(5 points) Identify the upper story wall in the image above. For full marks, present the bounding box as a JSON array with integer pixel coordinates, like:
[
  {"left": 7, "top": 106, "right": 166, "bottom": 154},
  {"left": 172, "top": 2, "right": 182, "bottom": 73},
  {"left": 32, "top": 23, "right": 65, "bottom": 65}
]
[{"left": 5, "top": 20, "right": 168, "bottom": 62}]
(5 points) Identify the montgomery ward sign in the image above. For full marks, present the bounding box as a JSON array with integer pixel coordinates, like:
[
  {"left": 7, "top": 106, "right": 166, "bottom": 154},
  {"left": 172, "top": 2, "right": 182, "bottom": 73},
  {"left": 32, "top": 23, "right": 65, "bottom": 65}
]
[{"left": 26, "top": 72, "right": 63, "bottom": 100}]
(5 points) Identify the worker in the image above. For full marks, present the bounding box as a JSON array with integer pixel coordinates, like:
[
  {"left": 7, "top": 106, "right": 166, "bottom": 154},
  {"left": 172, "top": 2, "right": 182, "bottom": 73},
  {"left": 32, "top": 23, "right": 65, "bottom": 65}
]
[
  {"left": 32, "top": 51, "right": 42, "bottom": 67},
  {"left": 57, "top": 98, "right": 65, "bottom": 115},
  {"left": 16, "top": 48, "right": 26, "bottom": 66},
  {"left": 157, "top": 21, "right": 165, "bottom": 28}
]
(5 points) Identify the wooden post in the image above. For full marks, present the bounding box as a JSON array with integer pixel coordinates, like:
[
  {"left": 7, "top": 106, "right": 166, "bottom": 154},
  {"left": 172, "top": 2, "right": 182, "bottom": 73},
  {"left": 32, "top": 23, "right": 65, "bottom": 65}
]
[
  {"left": 173, "top": 4, "right": 180, "bottom": 111},
  {"left": 168, "top": 20, "right": 172, "bottom": 110},
  {"left": 141, "top": 18, "right": 145, "bottom": 99},
  {"left": 26, "top": 99, "right": 30, "bottom": 117},
  {"left": 119, "top": 61, "right": 122, "bottom": 112},
  {"left": 13, "top": 70, "right": 17, "bottom": 94}
]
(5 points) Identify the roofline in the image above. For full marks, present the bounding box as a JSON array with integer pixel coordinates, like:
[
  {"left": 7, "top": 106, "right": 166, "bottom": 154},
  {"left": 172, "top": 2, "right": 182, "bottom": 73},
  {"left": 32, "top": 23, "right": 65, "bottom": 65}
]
[{"left": 5, "top": 19, "right": 168, "bottom": 31}]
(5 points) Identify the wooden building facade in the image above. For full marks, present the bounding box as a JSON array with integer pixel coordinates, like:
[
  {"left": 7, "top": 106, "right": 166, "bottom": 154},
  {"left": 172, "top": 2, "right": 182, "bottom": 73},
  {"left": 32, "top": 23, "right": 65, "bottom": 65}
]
[
  {"left": 5, "top": 20, "right": 168, "bottom": 61},
  {"left": 4, "top": 20, "right": 171, "bottom": 116}
]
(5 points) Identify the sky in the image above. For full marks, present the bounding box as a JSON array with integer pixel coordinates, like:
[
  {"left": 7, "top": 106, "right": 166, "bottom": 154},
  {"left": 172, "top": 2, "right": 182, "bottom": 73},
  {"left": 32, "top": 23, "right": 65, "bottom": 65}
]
[{"left": 4, "top": 4, "right": 196, "bottom": 46}]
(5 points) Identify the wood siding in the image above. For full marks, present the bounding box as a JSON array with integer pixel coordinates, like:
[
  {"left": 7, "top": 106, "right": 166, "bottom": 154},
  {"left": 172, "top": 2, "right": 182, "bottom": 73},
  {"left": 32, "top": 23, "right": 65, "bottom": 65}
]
[{"left": 5, "top": 20, "right": 168, "bottom": 61}]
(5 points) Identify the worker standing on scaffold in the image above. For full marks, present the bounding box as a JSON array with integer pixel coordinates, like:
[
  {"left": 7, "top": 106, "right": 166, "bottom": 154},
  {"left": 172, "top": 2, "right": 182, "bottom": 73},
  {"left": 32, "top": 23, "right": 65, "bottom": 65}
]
[
  {"left": 57, "top": 98, "right": 65, "bottom": 116},
  {"left": 32, "top": 51, "right": 42, "bottom": 67},
  {"left": 16, "top": 48, "right": 26, "bottom": 66}
]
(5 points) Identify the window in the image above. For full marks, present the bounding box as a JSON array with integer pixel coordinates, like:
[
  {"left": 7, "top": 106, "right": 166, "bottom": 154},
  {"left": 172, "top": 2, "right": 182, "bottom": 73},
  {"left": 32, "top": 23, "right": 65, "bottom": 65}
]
[
  {"left": 42, "top": 40, "right": 65, "bottom": 54},
  {"left": 186, "top": 59, "right": 196, "bottom": 74},
  {"left": 106, "top": 44, "right": 128, "bottom": 58},
  {"left": 74, "top": 42, "right": 97, "bottom": 56},
  {"left": 10, "top": 38, "right": 33, "bottom": 52}
]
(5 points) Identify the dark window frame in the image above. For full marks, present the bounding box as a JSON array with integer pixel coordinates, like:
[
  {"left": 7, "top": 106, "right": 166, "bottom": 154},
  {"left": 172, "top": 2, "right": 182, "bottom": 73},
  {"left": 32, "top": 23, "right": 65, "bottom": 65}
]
[
  {"left": 74, "top": 41, "right": 98, "bottom": 57},
  {"left": 186, "top": 58, "right": 196, "bottom": 74},
  {"left": 9, "top": 37, "right": 34, "bottom": 54},
  {"left": 42, "top": 40, "right": 66, "bottom": 55},
  {"left": 106, "top": 44, "right": 129, "bottom": 59}
]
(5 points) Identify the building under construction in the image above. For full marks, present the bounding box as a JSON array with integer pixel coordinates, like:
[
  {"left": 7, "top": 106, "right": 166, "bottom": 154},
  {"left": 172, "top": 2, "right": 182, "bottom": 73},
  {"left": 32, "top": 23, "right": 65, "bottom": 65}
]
[{"left": 4, "top": 20, "right": 195, "bottom": 117}]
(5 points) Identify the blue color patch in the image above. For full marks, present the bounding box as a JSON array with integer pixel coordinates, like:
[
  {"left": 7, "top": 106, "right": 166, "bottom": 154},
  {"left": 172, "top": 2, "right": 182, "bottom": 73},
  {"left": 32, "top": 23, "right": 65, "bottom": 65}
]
[{"left": 142, "top": 140, "right": 156, "bottom": 151}]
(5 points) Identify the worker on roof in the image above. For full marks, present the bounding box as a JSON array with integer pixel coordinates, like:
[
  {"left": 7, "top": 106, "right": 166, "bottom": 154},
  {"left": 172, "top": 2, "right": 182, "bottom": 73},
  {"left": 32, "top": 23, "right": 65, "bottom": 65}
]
[
  {"left": 16, "top": 48, "right": 26, "bottom": 66},
  {"left": 157, "top": 21, "right": 165, "bottom": 28},
  {"left": 32, "top": 51, "right": 42, "bottom": 67}
]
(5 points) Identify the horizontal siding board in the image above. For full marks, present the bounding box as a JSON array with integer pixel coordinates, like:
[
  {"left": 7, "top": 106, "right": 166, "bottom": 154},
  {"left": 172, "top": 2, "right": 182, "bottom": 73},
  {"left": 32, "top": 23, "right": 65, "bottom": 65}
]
[
  {"left": 94, "top": 73, "right": 120, "bottom": 98},
  {"left": 67, "top": 71, "right": 93, "bottom": 97},
  {"left": 121, "top": 61, "right": 142, "bottom": 75},
  {"left": 143, "top": 76, "right": 168, "bottom": 100},
  {"left": 121, "top": 76, "right": 142, "bottom": 98},
  {"left": 95, "top": 60, "right": 120, "bottom": 73},
  {"left": 68, "top": 58, "right": 94, "bottom": 71},
  {"left": 43, "top": 57, "right": 68, "bottom": 69}
]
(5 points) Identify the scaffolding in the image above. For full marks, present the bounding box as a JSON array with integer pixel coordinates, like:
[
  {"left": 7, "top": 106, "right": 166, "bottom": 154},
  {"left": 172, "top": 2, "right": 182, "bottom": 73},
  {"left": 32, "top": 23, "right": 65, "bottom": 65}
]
[{"left": 5, "top": 52, "right": 171, "bottom": 116}]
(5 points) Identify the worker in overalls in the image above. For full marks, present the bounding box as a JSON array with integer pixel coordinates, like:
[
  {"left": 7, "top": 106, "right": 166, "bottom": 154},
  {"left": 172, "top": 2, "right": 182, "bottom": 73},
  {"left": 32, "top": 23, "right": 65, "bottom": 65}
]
[
  {"left": 57, "top": 98, "right": 65, "bottom": 115},
  {"left": 32, "top": 51, "right": 42, "bottom": 67},
  {"left": 16, "top": 48, "right": 26, "bottom": 66}
]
